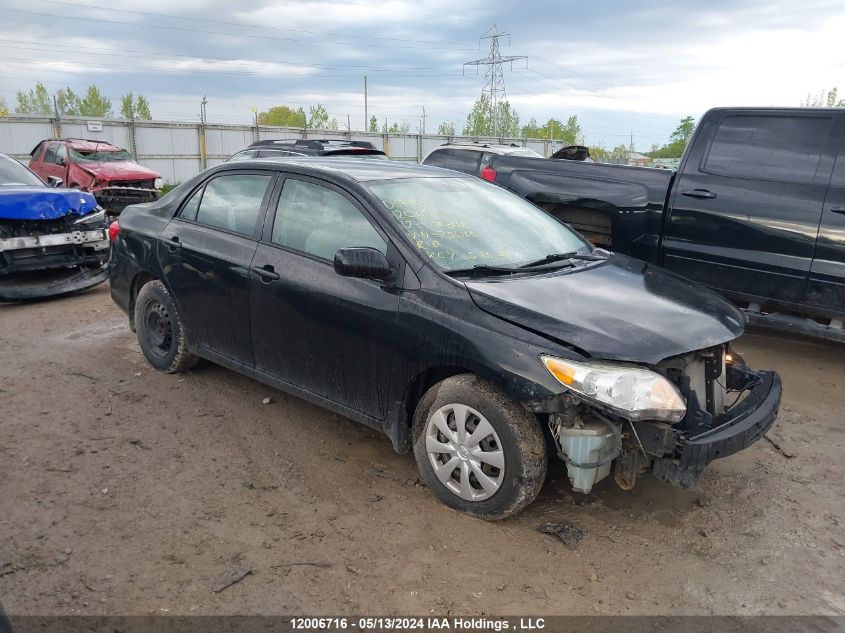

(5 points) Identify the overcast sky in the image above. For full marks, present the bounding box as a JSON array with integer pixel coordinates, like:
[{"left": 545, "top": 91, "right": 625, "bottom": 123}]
[{"left": 1, "top": 0, "right": 843, "bottom": 149}]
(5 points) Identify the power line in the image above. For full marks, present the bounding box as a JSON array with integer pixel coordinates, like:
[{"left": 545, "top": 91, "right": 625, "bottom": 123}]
[
  {"left": 34, "top": 0, "right": 471, "bottom": 47},
  {"left": 0, "top": 39, "right": 464, "bottom": 74},
  {"left": 1, "top": 57, "right": 464, "bottom": 79},
  {"left": 0, "top": 7, "right": 477, "bottom": 51}
]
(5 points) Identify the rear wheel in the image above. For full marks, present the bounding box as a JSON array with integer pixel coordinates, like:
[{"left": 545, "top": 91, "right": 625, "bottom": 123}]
[
  {"left": 412, "top": 374, "right": 547, "bottom": 520},
  {"left": 134, "top": 280, "right": 198, "bottom": 373}
]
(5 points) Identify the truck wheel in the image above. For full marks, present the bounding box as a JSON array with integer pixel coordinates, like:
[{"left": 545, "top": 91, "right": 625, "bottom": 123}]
[
  {"left": 134, "top": 280, "right": 198, "bottom": 373},
  {"left": 412, "top": 374, "right": 547, "bottom": 520}
]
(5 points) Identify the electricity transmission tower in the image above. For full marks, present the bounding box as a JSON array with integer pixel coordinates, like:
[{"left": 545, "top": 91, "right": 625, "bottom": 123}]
[{"left": 463, "top": 25, "right": 526, "bottom": 137}]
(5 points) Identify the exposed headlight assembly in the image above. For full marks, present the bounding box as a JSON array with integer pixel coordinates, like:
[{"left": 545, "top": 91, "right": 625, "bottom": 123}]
[
  {"left": 154, "top": 178, "right": 164, "bottom": 190},
  {"left": 73, "top": 208, "right": 106, "bottom": 225},
  {"left": 540, "top": 355, "right": 686, "bottom": 423}
]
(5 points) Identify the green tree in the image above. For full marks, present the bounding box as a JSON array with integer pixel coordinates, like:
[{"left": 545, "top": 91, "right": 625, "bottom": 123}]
[
  {"left": 521, "top": 117, "right": 543, "bottom": 138},
  {"left": 257, "top": 105, "right": 306, "bottom": 127},
  {"left": 79, "top": 85, "right": 112, "bottom": 117},
  {"left": 308, "top": 103, "right": 330, "bottom": 129},
  {"left": 589, "top": 142, "right": 609, "bottom": 162},
  {"left": 56, "top": 87, "right": 81, "bottom": 116},
  {"left": 15, "top": 82, "right": 51, "bottom": 114},
  {"left": 669, "top": 116, "right": 695, "bottom": 145},
  {"left": 387, "top": 120, "right": 410, "bottom": 134},
  {"left": 437, "top": 121, "right": 455, "bottom": 136},
  {"left": 646, "top": 116, "right": 696, "bottom": 159},
  {"left": 368, "top": 115, "right": 379, "bottom": 132},
  {"left": 120, "top": 92, "right": 135, "bottom": 119},
  {"left": 802, "top": 87, "right": 845, "bottom": 107},
  {"left": 462, "top": 94, "right": 520, "bottom": 137},
  {"left": 0, "top": 97, "right": 8, "bottom": 117},
  {"left": 136, "top": 95, "right": 152, "bottom": 120}
]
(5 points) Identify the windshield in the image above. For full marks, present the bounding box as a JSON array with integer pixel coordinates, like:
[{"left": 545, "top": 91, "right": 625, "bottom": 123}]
[
  {"left": 70, "top": 148, "right": 133, "bottom": 163},
  {"left": 366, "top": 176, "right": 589, "bottom": 271},
  {"left": 0, "top": 155, "right": 45, "bottom": 187}
]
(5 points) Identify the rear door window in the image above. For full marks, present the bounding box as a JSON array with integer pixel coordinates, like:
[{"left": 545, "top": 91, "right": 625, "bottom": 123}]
[
  {"left": 189, "top": 174, "right": 273, "bottom": 236},
  {"left": 703, "top": 115, "right": 832, "bottom": 184}
]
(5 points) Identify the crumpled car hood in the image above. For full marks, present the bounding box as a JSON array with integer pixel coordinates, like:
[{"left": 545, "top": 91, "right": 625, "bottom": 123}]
[
  {"left": 0, "top": 188, "right": 99, "bottom": 221},
  {"left": 466, "top": 254, "right": 746, "bottom": 365},
  {"left": 77, "top": 161, "right": 160, "bottom": 182}
]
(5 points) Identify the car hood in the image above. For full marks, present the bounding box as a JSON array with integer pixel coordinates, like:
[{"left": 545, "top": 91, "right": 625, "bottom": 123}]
[
  {"left": 76, "top": 161, "right": 160, "bottom": 181},
  {"left": 466, "top": 254, "right": 746, "bottom": 365},
  {"left": 0, "top": 187, "right": 99, "bottom": 221}
]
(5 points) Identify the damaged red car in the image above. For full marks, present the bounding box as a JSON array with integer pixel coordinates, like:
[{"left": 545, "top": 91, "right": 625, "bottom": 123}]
[{"left": 28, "top": 138, "right": 162, "bottom": 215}]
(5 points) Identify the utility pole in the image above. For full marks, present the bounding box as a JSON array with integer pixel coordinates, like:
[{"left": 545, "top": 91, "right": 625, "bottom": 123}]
[
  {"left": 52, "top": 94, "right": 62, "bottom": 139},
  {"left": 464, "top": 25, "right": 526, "bottom": 137},
  {"left": 347, "top": 114, "right": 351, "bottom": 133},
  {"left": 198, "top": 95, "right": 208, "bottom": 170},
  {"left": 420, "top": 106, "right": 427, "bottom": 135},
  {"left": 364, "top": 76, "right": 368, "bottom": 132}
]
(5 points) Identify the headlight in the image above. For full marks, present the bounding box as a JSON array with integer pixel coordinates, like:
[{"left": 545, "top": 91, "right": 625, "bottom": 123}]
[
  {"left": 154, "top": 178, "right": 163, "bottom": 190},
  {"left": 540, "top": 355, "right": 686, "bottom": 423},
  {"left": 73, "top": 208, "right": 106, "bottom": 225}
]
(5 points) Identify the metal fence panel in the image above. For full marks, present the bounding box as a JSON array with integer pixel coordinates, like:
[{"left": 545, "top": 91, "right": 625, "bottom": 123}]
[{"left": 0, "top": 115, "right": 596, "bottom": 184}]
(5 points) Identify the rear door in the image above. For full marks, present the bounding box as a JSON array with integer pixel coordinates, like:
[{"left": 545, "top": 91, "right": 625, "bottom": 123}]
[
  {"left": 248, "top": 174, "right": 401, "bottom": 420},
  {"left": 663, "top": 111, "right": 835, "bottom": 305},
  {"left": 158, "top": 170, "right": 277, "bottom": 365},
  {"left": 37, "top": 143, "right": 66, "bottom": 183},
  {"left": 806, "top": 113, "right": 845, "bottom": 314}
]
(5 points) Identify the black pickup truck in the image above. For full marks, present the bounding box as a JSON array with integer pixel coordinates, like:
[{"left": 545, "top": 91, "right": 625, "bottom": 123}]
[{"left": 460, "top": 108, "right": 845, "bottom": 341}]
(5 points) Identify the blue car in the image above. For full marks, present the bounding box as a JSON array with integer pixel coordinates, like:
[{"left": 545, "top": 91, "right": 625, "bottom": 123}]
[{"left": 0, "top": 152, "right": 110, "bottom": 301}]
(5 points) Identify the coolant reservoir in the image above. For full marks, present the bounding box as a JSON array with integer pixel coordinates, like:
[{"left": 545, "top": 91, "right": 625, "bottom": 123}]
[{"left": 558, "top": 421, "right": 615, "bottom": 494}]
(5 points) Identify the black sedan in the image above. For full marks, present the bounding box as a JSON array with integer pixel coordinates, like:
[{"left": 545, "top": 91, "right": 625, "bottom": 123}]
[{"left": 108, "top": 158, "right": 781, "bottom": 519}]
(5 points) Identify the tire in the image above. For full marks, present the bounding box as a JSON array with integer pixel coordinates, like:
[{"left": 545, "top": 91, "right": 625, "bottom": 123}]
[
  {"left": 412, "top": 374, "right": 547, "bottom": 520},
  {"left": 134, "top": 280, "right": 198, "bottom": 373}
]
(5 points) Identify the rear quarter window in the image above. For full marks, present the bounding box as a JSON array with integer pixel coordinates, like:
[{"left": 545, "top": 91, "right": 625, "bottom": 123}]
[{"left": 703, "top": 114, "right": 832, "bottom": 184}]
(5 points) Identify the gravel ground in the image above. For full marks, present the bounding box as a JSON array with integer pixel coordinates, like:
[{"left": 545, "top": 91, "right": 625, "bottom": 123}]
[{"left": 0, "top": 284, "right": 843, "bottom": 616}]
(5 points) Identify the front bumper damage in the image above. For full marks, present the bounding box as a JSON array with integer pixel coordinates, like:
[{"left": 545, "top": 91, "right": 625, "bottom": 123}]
[
  {"left": 528, "top": 355, "right": 782, "bottom": 493},
  {"left": 92, "top": 186, "right": 159, "bottom": 216},
  {"left": 0, "top": 227, "right": 109, "bottom": 301}
]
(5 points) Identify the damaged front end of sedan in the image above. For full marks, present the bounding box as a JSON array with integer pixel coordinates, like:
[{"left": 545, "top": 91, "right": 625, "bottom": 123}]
[
  {"left": 0, "top": 189, "right": 110, "bottom": 302},
  {"left": 527, "top": 344, "right": 781, "bottom": 494}
]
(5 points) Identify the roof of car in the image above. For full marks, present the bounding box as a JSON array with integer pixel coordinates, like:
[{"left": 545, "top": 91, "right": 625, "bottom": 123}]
[
  {"left": 62, "top": 138, "right": 123, "bottom": 151},
  {"left": 430, "top": 142, "right": 534, "bottom": 155},
  {"left": 222, "top": 156, "right": 464, "bottom": 182}
]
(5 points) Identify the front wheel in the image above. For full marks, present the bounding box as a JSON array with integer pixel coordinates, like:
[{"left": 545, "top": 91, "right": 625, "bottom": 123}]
[
  {"left": 134, "top": 280, "right": 198, "bottom": 373},
  {"left": 412, "top": 375, "right": 547, "bottom": 520}
]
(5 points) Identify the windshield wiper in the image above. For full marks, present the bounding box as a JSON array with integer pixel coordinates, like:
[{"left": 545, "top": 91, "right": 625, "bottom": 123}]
[
  {"left": 518, "top": 251, "right": 607, "bottom": 269},
  {"left": 447, "top": 264, "right": 525, "bottom": 278}
]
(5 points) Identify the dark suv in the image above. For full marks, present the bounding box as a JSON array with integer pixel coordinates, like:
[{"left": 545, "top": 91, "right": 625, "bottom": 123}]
[{"left": 227, "top": 139, "right": 387, "bottom": 161}]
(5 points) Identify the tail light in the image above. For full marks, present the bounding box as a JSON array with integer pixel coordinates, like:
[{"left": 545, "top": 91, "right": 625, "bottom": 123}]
[
  {"left": 108, "top": 220, "right": 120, "bottom": 242},
  {"left": 480, "top": 166, "right": 497, "bottom": 182}
]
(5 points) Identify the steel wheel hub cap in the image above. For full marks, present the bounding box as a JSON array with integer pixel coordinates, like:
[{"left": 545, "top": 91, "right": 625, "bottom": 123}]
[{"left": 425, "top": 403, "right": 505, "bottom": 501}]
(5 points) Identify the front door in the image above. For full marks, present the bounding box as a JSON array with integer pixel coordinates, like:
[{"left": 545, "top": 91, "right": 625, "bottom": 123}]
[
  {"left": 249, "top": 175, "right": 401, "bottom": 420},
  {"left": 158, "top": 171, "right": 276, "bottom": 365},
  {"left": 806, "top": 114, "right": 845, "bottom": 314},
  {"left": 662, "top": 111, "right": 835, "bottom": 306}
]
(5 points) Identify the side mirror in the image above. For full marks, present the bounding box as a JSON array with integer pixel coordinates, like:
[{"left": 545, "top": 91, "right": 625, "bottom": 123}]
[
  {"left": 334, "top": 247, "right": 391, "bottom": 280},
  {"left": 46, "top": 176, "right": 64, "bottom": 188}
]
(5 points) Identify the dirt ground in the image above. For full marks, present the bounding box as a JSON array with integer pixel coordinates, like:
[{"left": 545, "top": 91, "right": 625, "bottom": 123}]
[{"left": 1, "top": 283, "right": 843, "bottom": 616}]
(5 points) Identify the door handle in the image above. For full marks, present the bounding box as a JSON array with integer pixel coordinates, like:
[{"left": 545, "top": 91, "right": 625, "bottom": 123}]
[
  {"left": 162, "top": 236, "right": 181, "bottom": 250},
  {"left": 831, "top": 208, "right": 845, "bottom": 215},
  {"left": 680, "top": 189, "right": 717, "bottom": 200},
  {"left": 251, "top": 264, "right": 280, "bottom": 282}
]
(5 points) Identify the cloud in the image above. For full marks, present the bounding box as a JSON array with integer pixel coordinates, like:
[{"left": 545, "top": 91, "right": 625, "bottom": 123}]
[{"left": 1, "top": 0, "right": 843, "bottom": 149}]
